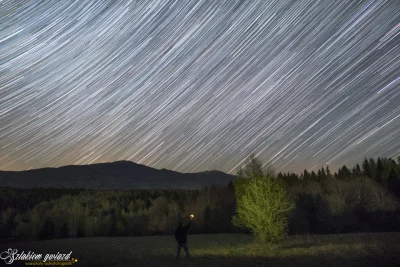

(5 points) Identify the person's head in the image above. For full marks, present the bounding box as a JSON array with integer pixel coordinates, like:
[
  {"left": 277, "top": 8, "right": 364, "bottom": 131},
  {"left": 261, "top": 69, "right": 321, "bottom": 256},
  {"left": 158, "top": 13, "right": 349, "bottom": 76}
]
[{"left": 178, "top": 221, "right": 183, "bottom": 228}]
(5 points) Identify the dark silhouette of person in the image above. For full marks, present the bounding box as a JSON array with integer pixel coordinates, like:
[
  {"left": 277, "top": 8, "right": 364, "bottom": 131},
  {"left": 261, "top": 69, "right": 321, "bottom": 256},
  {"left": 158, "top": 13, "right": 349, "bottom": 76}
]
[{"left": 174, "top": 216, "right": 193, "bottom": 260}]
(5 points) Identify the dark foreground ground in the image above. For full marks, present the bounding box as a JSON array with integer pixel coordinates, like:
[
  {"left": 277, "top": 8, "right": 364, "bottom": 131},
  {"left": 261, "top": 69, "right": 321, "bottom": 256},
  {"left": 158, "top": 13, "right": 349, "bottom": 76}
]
[{"left": 1, "top": 233, "right": 400, "bottom": 267}]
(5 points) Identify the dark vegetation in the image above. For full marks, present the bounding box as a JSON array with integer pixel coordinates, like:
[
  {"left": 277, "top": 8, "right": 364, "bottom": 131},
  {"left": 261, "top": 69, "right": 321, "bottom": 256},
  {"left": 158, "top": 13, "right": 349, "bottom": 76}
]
[{"left": 1, "top": 157, "right": 400, "bottom": 241}]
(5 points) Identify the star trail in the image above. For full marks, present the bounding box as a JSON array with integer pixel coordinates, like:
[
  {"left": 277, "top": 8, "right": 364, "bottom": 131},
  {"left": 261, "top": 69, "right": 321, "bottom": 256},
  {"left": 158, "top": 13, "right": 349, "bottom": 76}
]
[{"left": 0, "top": 0, "right": 399, "bottom": 174}]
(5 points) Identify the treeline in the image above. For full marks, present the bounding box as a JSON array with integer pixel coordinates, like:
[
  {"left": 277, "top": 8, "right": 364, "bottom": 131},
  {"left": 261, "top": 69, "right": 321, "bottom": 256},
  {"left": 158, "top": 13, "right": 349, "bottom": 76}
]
[
  {"left": 1, "top": 157, "right": 400, "bottom": 240},
  {"left": 0, "top": 186, "right": 237, "bottom": 240},
  {"left": 277, "top": 157, "right": 400, "bottom": 196},
  {"left": 278, "top": 157, "right": 400, "bottom": 234}
]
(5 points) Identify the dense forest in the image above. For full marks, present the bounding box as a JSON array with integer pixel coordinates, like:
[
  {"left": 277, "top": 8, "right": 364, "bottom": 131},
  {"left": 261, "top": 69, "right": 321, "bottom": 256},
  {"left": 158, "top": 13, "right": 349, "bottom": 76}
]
[{"left": 1, "top": 157, "right": 400, "bottom": 241}]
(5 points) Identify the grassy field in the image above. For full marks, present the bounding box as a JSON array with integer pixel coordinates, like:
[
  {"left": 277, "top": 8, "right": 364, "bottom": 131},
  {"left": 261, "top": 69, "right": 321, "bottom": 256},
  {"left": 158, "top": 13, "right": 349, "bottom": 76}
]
[{"left": 1, "top": 233, "right": 400, "bottom": 267}]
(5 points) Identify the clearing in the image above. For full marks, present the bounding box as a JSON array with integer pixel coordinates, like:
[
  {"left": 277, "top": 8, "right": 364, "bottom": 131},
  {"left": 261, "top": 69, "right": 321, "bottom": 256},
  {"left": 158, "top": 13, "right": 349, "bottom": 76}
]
[{"left": 1, "top": 232, "right": 399, "bottom": 266}]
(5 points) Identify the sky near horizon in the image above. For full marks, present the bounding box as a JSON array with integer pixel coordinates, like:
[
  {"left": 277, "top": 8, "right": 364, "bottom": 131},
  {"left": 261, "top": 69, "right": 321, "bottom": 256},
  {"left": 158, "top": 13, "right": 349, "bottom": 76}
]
[{"left": 0, "top": 0, "right": 399, "bottom": 174}]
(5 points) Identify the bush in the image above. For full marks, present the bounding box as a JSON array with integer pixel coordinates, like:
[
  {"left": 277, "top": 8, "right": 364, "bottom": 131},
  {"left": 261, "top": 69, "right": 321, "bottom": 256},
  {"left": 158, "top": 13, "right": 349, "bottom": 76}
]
[{"left": 232, "top": 155, "right": 294, "bottom": 245}]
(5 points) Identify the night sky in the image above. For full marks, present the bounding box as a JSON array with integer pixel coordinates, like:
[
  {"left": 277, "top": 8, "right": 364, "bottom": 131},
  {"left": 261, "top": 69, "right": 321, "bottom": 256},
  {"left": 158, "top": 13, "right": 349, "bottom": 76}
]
[{"left": 0, "top": 0, "right": 399, "bottom": 174}]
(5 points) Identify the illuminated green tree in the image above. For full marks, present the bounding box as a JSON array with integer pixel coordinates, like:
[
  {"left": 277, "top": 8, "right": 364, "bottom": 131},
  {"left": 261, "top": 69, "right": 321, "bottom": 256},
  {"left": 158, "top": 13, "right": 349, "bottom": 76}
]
[{"left": 232, "top": 155, "right": 295, "bottom": 245}]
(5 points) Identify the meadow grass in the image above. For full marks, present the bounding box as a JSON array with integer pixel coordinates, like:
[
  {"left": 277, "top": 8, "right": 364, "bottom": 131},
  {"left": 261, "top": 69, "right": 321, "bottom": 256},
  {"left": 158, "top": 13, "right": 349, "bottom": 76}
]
[{"left": 1, "top": 233, "right": 400, "bottom": 266}]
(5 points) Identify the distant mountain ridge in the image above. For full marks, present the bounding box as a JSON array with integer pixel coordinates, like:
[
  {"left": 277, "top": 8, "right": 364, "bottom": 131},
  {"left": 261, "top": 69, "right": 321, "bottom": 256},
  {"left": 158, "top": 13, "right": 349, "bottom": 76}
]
[{"left": 0, "top": 160, "right": 235, "bottom": 189}]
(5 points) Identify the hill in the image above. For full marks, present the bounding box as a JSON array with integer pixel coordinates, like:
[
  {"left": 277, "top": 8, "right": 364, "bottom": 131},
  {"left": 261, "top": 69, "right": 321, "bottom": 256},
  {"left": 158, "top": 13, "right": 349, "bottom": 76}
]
[{"left": 0, "top": 161, "right": 235, "bottom": 189}]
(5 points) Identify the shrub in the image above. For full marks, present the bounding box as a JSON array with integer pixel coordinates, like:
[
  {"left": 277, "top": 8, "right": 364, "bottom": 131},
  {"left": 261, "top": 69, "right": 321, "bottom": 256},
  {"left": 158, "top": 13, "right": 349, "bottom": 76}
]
[{"left": 232, "top": 155, "right": 294, "bottom": 245}]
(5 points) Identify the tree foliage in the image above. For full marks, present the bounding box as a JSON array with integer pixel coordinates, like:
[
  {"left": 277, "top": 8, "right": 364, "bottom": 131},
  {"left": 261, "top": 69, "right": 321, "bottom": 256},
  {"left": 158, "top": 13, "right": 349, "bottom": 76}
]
[{"left": 232, "top": 155, "right": 294, "bottom": 244}]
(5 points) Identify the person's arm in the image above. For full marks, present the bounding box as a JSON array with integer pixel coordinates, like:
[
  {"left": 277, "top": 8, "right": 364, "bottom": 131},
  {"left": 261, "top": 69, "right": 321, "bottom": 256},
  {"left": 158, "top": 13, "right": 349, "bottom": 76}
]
[{"left": 183, "top": 220, "right": 192, "bottom": 232}]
